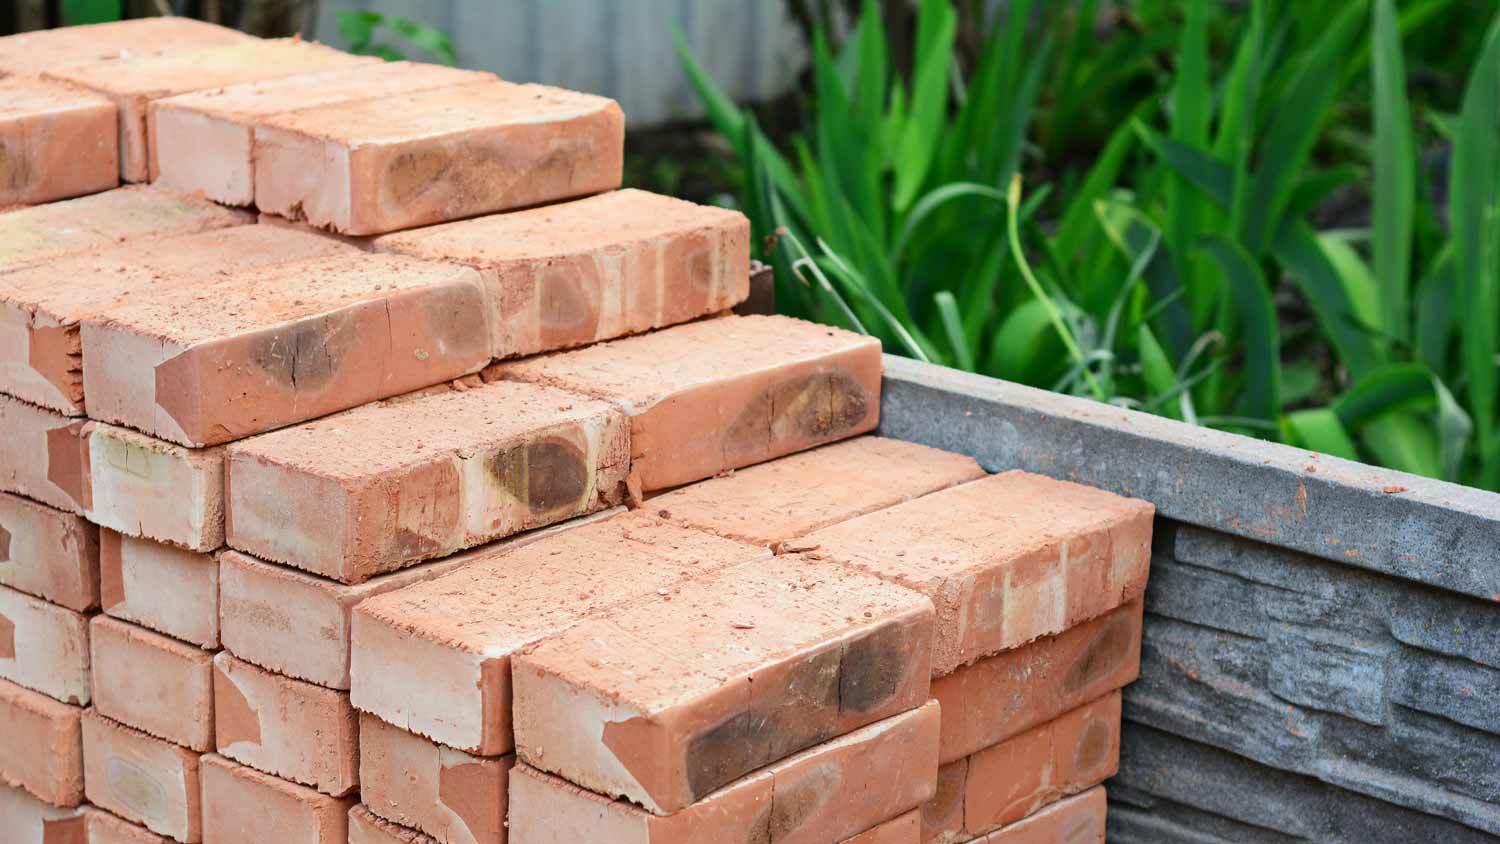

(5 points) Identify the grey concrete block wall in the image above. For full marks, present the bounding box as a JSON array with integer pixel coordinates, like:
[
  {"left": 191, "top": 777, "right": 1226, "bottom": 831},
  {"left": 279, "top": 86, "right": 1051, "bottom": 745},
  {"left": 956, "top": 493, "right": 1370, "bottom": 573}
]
[{"left": 878, "top": 356, "right": 1500, "bottom": 842}]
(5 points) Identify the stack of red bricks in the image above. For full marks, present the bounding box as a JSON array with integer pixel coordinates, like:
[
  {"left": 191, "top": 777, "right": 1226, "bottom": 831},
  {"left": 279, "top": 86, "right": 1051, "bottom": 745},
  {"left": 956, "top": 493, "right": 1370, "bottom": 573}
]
[{"left": 0, "top": 17, "right": 1153, "bottom": 844}]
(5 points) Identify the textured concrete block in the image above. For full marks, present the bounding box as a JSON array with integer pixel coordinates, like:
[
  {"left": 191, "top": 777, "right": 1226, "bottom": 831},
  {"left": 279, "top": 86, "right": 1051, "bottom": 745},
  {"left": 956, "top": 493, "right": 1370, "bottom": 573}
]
[
  {"left": 0, "top": 677, "right": 83, "bottom": 807},
  {"left": 100, "top": 531, "right": 217, "bottom": 649},
  {"left": 0, "top": 76, "right": 118, "bottom": 206},
  {"left": 225, "top": 379, "right": 628, "bottom": 583},
  {"left": 81, "top": 711, "right": 201, "bottom": 842},
  {"left": 199, "top": 754, "right": 355, "bottom": 844},
  {"left": 508, "top": 701, "right": 939, "bottom": 844},
  {"left": 373, "top": 189, "right": 750, "bottom": 358},
  {"left": 253, "top": 80, "right": 623, "bottom": 236},
  {"left": 0, "top": 584, "right": 90, "bottom": 705},
  {"left": 359, "top": 713, "right": 510, "bottom": 844},
  {"left": 350, "top": 511, "right": 764, "bottom": 755},
  {"left": 213, "top": 652, "right": 358, "bottom": 796},
  {"left": 0, "top": 394, "right": 89, "bottom": 513},
  {"left": 802, "top": 470, "right": 1153, "bottom": 674},
  {"left": 0, "top": 782, "right": 86, "bottom": 843},
  {"left": 649, "top": 436, "right": 985, "bottom": 547},
  {"left": 84, "top": 424, "right": 224, "bottom": 551},
  {"left": 89, "top": 616, "right": 213, "bottom": 751},
  {"left": 79, "top": 251, "right": 492, "bottom": 447},
  {"left": 0, "top": 18, "right": 251, "bottom": 77},
  {"left": 151, "top": 61, "right": 492, "bottom": 205},
  {"left": 512, "top": 554, "right": 933, "bottom": 813},
  {"left": 0, "top": 492, "right": 98, "bottom": 612},
  {"left": 44, "top": 39, "right": 366, "bottom": 182},
  {"left": 491, "top": 315, "right": 882, "bottom": 491}
]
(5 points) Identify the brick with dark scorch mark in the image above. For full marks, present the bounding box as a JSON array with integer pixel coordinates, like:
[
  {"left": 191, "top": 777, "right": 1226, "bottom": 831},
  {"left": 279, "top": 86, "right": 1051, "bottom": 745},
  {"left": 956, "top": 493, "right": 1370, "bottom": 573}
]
[{"left": 511, "top": 553, "right": 932, "bottom": 814}]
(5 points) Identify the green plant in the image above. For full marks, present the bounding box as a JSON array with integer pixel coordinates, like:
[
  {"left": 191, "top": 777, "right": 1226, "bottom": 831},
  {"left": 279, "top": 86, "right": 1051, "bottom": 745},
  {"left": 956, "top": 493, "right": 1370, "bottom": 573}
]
[{"left": 336, "top": 10, "right": 455, "bottom": 65}]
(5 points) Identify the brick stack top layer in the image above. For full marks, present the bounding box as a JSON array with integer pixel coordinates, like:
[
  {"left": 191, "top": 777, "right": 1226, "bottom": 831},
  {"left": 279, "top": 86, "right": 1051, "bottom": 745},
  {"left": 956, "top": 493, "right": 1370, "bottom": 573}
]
[
  {"left": 0, "top": 17, "right": 253, "bottom": 76},
  {"left": 0, "top": 76, "right": 118, "bottom": 207}
]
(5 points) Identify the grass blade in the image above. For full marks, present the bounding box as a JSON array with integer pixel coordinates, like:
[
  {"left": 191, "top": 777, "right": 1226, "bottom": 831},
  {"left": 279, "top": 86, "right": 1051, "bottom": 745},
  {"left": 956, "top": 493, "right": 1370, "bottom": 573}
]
[
  {"left": 893, "top": 0, "right": 957, "bottom": 211},
  {"left": 1285, "top": 408, "right": 1361, "bottom": 460},
  {"left": 1372, "top": 0, "right": 1415, "bottom": 343},
  {"left": 934, "top": 291, "right": 974, "bottom": 370},
  {"left": 1200, "top": 236, "right": 1282, "bottom": 421}
]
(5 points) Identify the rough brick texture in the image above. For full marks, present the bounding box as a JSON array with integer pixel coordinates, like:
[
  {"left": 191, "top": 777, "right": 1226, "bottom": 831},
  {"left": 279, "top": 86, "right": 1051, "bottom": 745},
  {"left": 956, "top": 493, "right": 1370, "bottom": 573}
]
[
  {"left": 100, "top": 531, "right": 218, "bottom": 649},
  {"left": 0, "top": 393, "right": 90, "bottom": 513},
  {"left": 81, "top": 711, "right": 202, "bottom": 842},
  {"left": 350, "top": 510, "right": 765, "bottom": 756},
  {"left": 225, "top": 379, "right": 628, "bottom": 583},
  {"left": 975, "top": 786, "right": 1106, "bottom": 844},
  {"left": 0, "top": 677, "right": 83, "bottom": 807},
  {"left": 0, "top": 223, "right": 348, "bottom": 416},
  {"left": 801, "top": 470, "right": 1153, "bottom": 675},
  {"left": 83, "top": 423, "right": 225, "bottom": 551},
  {"left": 840, "top": 811, "right": 920, "bottom": 844},
  {"left": 200, "top": 754, "right": 355, "bottom": 844},
  {"left": 934, "top": 599, "right": 1142, "bottom": 764},
  {"left": 359, "top": 713, "right": 511, "bottom": 844},
  {"left": 86, "top": 808, "right": 173, "bottom": 844},
  {"left": 0, "top": 492, "right": 98, "bottom": 612},
  {"left": 44, "top": 39, "right": 367, "bottom": 182},
  {"left": 0, "top": 782, "right": 86, "bottom": 842},
  {"left": 511, "top": 553, "right": 933, "bottom": 814},
  {"left": 0, "top": 17, "right": 251, "bottom": 76},
  {"left": 0, "top": 584, "right": 89, "bottom": 705},
  {"left": 508, "top": 701, "right": 939, "bottom": 844},
  {"left": 374, "top": 189, "right": 750, "bottom": 358},
  {"left": 253, "top": 80, "right": 624, "bottom": 236},
  {"left": 89, "top": 616, "right": 213, "bottom": 751},
  {"left": 79, "top": 251, "right": 492, "bottom": 447},
  {"left": 0, "top": 76, "right": 118, "bottom": 206},
  {"left": 349, "top": 805, "right": 439, "bottom": 844},
  {"left": 491, "top": 315, "right": 882, "bottom": 491},
  {"left": 650, "top": 436, "right": 984, "bottom": 547},
  {"left": 150, "top": 61, "right": 493, "bottom": 205},
  {"left": 213, "top": 652, "right": 358, "bottom": 796}
]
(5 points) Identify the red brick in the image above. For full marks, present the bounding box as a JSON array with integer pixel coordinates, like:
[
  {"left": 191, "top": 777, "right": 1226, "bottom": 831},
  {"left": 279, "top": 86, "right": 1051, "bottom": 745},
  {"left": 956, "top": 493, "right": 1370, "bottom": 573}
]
[
  {"left": 840, "top": 810, "right": 920, "bottom": 844},
  {"left": 0, "top": 584, "right": 90, "bottom": 704},
  {"left": 359, "top": 713, "right": 510, "bottom": 844},
  {"left": 934, "top": 599, "right": 1142, "bottom": 763},
  {"left": 81, "top": 711, "right": 201, "bottom": 842},
  {"left": 79, "top": 251, "right": 492, "bottom": 447},
  {"left": 373, "top": 189, "right": 750, "bottom": 358},
  {"left": 508, "top": 701, "right": 938, "bottom": 844},
  {"left": 350, "top": 510, "right": 764, "bottom": 756},
  {"left": 924, "top": 694, "right": 1120, "bottom": 841},
  {"left": 349, "top": 806, "right": 438, "bottom": 844},
  {"left": 100, "top": 531, "right": 217, "bottom": 649},
  {"left": 0, "top": 677, "right": 84, "bottom": 806},
  {"left": 150, "top": 61, "right": 493, "bottom": 205},
  {"left": 219, "top": 509, "right": 619, "bottom": 690},
  {"left": 971, "top": 786, "right": 1106, "bottom": 844},
  {"left": 650, "top": 436, "right": 984, "bottom": 547},
  {"left": 0, "top": 76, "right": 117, "bottom": 206},
  {"left": 83, "top": 424, "right": 224, "bottom": 551},
  {"left": 0, "top": 394, "right": 90, "bottom": 513},
  {"left": 213, "top": 652, "right": 358, "bottom": 796},
  {"left": 85, "top": 808, "right": 173, "bottom": 844},
  {"left": 0, "top": 782, "right": 86, "bottom": 840},
  {"left": 0, "top": 18, "right": 252, "bottom": 77},
  {"left": 89, "top": 616, "right": 213, "bottom": 751},
  {"left": 44, "top": 39, "right": 367, "bottom": 183},
  {"left": 225, "top": 379, "right": 628, "bottom": 583},
  {"left": 0, "top": 492, "right": 98, "bottom": 612},
  {"left": 511, "top": 554, "right": 932, "bottom": 814},
  {"left": 491, "top": 315, "right": 882, "bottom": 491},
  {"left": 253, "top": 80, "right": 623, "bottom": 236},
  {"left": 0, "top": 223, "right": 349, "bottom": 416},
  {"left": 0, "top": 186, "right": 249, "bottom": 274},
  {"left": 802, "top": 470, "right": 1153, "bottom": 675},
  {"left": 920, "top": 757, "right": 968, "bottom": 843},
  {"left": 199, "top": 754, "right": 354, "bottom": 844}
]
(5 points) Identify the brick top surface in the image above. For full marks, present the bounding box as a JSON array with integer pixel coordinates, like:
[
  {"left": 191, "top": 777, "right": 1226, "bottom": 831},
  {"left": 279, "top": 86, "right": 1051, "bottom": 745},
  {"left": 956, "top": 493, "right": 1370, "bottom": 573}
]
[
  {"left": 0, "top": 672, "right": 81, "bottom": 720},
  {"left": 0, "top": 224, "right": 352, "bottom": 319},
  {"left": 0, "top": 17, "right": 253, "bottom": 76},
  {"left": 650, "top": 436, "right": 986, "bottom": 546},
  {"left": 255, "top": 79, "right": 619, "bottom": 143},
  {"left": 0, "top": 186, "right": 248, "bottom": 272},
  {"left": 153, "top": 60, "right": 493, "bottom": 121},
  {"left": 355, "top": 510, "right": 764, "bottom": 652},
  {"left": 491, "top": 314, "right": 879, "bottom": 410},
  {"left": 43, "top": 38, "right": 366, "bottom": 98},
  {"left": 227, "top": 378, "right": 617, "bottom": 478},
  {"left": 374, "top": 189, "right": 746, "bottom": 264},
  {"left": 0, "top": 75, "right": 113, "bottom": 117},
  {"left": 87, "top": 251, "right": 480, "bottom": 345}
]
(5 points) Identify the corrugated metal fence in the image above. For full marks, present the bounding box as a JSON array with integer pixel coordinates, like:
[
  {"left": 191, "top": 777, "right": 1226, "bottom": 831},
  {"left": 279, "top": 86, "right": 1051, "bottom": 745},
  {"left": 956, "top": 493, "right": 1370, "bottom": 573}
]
[{"left": 311, "top": 0, "right": 808, "bottom": 126}]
